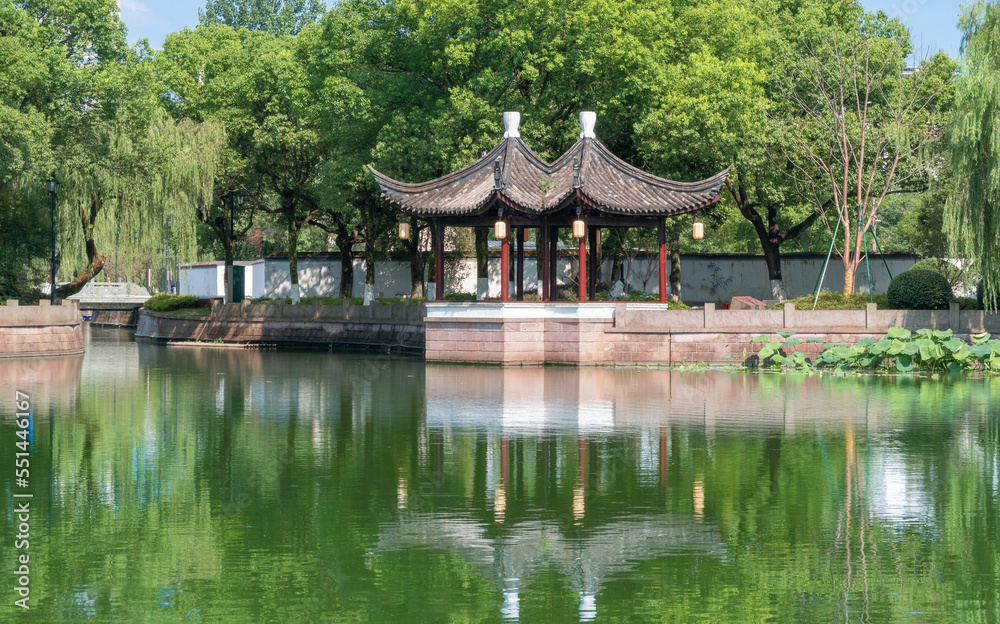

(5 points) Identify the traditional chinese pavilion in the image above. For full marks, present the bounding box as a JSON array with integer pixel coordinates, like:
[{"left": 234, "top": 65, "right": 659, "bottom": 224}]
[{"left": 369, "top": 111, "right": 731, "bottom": 303}]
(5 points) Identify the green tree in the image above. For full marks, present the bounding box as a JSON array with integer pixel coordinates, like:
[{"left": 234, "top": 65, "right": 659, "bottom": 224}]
[
  {"left": 199, "top": 0, "right": 326, "bottom": 36},
  {"left": 780, "top": 23, "right": 953, "bottom": 295},
  {"left": 946, "top": 1, "right": 1000, "bottom": 311}
]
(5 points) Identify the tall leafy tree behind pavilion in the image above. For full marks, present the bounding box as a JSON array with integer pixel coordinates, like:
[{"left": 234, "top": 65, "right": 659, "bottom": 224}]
[
  {"left": 200, "top": 0, "right": 326, "bottom": 36},
  {"left": 318, "top": 0, "right": 678, "bottom": 296},
  {"left": 947, "top": 0, "right": 1000, "bottom": 311},
  {"left": 638, "top": 0, "right": 923, "bottom": 301},
  {"left": 778, "top": 18, "right": 953, "bottom": 295},
  {"left": 159, "top": 23, "right": 362, "bottom": 303}
]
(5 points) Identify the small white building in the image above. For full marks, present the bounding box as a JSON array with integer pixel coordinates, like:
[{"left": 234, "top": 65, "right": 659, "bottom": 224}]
[{"left": 179, "top": 260, "right": 264, "bottom": 299}]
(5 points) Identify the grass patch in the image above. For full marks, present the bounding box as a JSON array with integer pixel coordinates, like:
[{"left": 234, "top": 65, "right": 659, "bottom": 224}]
[
  {"left": 770, "top": 291, "right": 889, "bottom": 310},
  {"left": 158, "top": 307, "right": 211, "bottom": 316}
]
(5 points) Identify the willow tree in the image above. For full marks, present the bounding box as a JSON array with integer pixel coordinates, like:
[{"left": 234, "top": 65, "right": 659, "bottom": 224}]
[
  {"left": 947, "top": 1, "right": 1000, "bottom": 311},
  {"left": 780, "top": 31, "right": 952, "bottom": 295},
  {"left": 56, "top": 109, "right": 223, "bottom": 297}
]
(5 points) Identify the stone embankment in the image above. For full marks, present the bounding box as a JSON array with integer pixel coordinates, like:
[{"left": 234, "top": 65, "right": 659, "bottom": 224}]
[
  {"left": 0, "top": 300, "right": 86, "bottom": 357},
  {"left": 136, "top": 300, "right": 425, "bottom": 351},
  {"left": 425, "top": 301, "right": 999, "bottom": 365}
]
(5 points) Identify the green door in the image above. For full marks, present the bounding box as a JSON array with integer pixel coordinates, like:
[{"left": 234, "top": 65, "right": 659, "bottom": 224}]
[{"left": 233, "top": 265, "right": 245, "bottom": 301}]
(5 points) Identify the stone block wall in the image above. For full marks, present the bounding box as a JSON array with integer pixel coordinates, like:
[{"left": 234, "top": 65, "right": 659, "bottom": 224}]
[
  {"left": 425, "top": 301, "right": 1000, "bottom": 365},
  {"left": 0, "top": 300, "right": 85, "bottom": 358},
  {"left": 136, "top": 300, "right": 425, "bottom": 350}
]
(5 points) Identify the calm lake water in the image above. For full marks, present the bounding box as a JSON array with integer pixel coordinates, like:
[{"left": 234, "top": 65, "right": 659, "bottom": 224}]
[{"left": 3, "top": 328, "right": 1000, "bottom": 622}]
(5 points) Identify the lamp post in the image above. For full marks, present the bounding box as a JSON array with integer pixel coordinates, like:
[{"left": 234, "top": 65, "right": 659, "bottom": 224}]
[{"left": 47, "top": 173, "right": 59, "bottom": 304}]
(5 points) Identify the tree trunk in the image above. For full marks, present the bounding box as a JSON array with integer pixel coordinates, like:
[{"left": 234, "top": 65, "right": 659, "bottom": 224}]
[
  {"left": 475, "top": 227, "right": 488, "bottom": 299},
  {"left": 336, "top": 223, "right": 354, "bottom": 299},
  {"left": 408, "top": 218, "right": 424, "bottom": 298},
  {"left": 428, "top": 223, "right": 439, "bottom": 300},
  {"left": 761, "top": 239, "right": 785, "bottom": 301},
  {"left": 668, "top": 232, "right": 681, "bottom": 302},
  {"left": 287, "top": 217, "right": 300, "bottom": 304},
  {"left": 363, "top": 211, "right": 375, "bottom": 305},
  {"left": 56, "top": 197, "right": 104, "bottom": 299}
]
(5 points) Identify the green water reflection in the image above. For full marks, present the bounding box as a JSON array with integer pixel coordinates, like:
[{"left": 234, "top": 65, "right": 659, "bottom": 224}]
[{"left": 2, "top": 329, "right": 1000, "bottom": 622}]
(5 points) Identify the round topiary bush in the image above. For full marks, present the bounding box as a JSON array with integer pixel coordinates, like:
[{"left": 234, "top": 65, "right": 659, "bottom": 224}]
[{"left": 886, "top": 269, "right": 953, "bottom": 310}]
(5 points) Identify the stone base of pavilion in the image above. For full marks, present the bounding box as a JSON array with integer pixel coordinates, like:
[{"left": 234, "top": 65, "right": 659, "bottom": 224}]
[{"left": 425, "top": 301, "right": 1000, "bottom": 365}]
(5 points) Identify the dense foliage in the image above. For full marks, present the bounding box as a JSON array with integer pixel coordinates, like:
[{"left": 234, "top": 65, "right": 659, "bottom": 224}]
[
  {"left": 0, "top": 0, "right": 969, "bottom": 303},
  {"left": 886, "top": 269, "right": 953, "bottom": 310}
]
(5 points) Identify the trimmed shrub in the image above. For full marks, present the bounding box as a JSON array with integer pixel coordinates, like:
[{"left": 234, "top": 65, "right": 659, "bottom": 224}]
[
  {"left": 909, "top": 258, "right": 961, "bottom": 285},
  {"left": 143, "top": 293, "right": 199, "bottom": 312},
  {"left": 886, "top": 269, "right": 952, "bottom": 310}
]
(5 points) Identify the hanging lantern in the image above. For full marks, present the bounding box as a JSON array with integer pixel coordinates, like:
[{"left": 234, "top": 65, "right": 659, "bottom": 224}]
[
  {"left": 398, "top": 221, "right": 411, "bottom": 240},
  {"left": 523, "top": 227, "right": 531, "bottom": 243},
  {"left": 495, "top": 220, "right": 507, "bottom": 240},
  {"left": 572, "top": 219, "right": 586, "bottom": 239},
  {"left": 692, "top": 220, "right": 705, "bottom": 240}
]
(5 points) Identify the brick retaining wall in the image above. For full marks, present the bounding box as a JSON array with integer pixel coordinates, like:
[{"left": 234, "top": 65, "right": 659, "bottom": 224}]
[
  {"left": 136, "top": 300, "right": 425, "bottom": 350},
  {"left": 0, "top": 300, "right": 86, "bottom": 358},
  {"left": 425, "top": 302, "right": 1000, "bottom": 365}
]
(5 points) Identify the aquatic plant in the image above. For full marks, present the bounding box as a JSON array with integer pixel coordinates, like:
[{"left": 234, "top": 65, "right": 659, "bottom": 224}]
[{"left": 751, "top": 327, "right": 1000, "bottom": 373}]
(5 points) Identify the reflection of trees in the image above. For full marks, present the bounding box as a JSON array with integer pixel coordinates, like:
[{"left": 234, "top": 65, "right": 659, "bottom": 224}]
[{"left": 5, "top": 341, "right": 1000, "bottom": 621}]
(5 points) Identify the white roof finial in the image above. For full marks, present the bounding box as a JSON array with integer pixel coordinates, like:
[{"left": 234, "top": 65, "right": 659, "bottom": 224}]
[
  {"left": 579, "top": 111, "right": 597, "bottom": 139},
  {"left": 503, "top": 112, "right": 521, "bottom": 138}
]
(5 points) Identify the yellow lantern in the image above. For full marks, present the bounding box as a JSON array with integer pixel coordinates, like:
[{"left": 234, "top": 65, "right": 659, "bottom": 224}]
[
  {"left": 692, "top": 221, "right": 705, "bottom": 240},
  {"left": 572, "top": 219, "right": 586, "bottom": 239},
  {"left": 495, "top": 220, "right": 507, "bottom": 240},
  {"left": 523, "top": 227, "right": 531, "bottom": 243},
  {"left": 398, "top": 221, "right": 411, "bottom": 240}
]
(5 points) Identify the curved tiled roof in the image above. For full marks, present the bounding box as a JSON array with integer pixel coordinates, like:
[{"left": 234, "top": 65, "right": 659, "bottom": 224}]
[{"left": 369, "top": 137, "right": 731, "bottom": 218}]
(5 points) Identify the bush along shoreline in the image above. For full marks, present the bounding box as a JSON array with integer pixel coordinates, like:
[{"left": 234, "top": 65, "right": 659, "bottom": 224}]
[{"left": 751, "top": 328, "right": 1000, "bottom": 373}]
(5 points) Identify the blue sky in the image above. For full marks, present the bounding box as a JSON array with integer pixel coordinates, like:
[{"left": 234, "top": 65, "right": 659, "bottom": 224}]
[{"left": 121, "top": 0, "right": 964, "bottom": 58}]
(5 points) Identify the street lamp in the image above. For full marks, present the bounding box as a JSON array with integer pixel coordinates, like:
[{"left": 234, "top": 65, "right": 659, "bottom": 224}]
[
  {"left": 47, "top": 173, "right": 59, "bottom": 304},
  {"left": 233, "top": 191, "right": 245, "bottom": 239}
]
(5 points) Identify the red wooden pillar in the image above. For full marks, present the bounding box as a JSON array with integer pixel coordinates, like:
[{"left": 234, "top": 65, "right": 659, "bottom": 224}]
[
  {"left": 658, "top": 218, "right": 667, "bottom": 303},
  {"left": 501, "top": 221, "right": 510, "bottom": 302},
  {"left": 588, "top": 227, "right": 599, "bottom": 300},
  {"left": 516, "top": 227, "right": 524, "bottom": 301},
  {"left": 540, "top": 223, "right": 549, "bottom": 301},
  {"left": 435, "top": 220, "right": 445, "bottom": 301},
  {"left": 550, "top": 226, "right": 559, "bottom": 299},
  {"left": 578, "top": 228, "right": 587, "bottom": 302}
]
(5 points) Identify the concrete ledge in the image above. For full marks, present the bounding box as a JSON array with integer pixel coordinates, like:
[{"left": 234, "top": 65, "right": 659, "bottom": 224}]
[{"left": 0, "top": 301, "right": 85, "bottom": 357}]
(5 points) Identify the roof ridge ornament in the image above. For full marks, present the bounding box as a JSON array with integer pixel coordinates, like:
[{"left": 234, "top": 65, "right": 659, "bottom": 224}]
[
  {"left": 503, "top": 111, "right": 521, "bottom": 138},
  {"left": 494, "top": 158, "right": 504, "bottom": 190},
  {"left": 579, "top": 111, "right": 596, "bottom": 139},
  {"left": 573, "top": 158, "right": 582, "bottom": 189}
]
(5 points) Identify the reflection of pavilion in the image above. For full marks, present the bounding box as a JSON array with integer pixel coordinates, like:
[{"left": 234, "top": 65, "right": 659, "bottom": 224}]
[
  {"left": 375, "top": 513, "right": 726, "bottom": 622},
  {"left": 425, "top": 365, "right": 882, "bottom": 434}
]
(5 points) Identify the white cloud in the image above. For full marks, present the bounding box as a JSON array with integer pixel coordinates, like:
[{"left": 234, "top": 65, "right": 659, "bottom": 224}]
[{"left": 120, "top": 0, "right": 151, "bottom": 15}]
